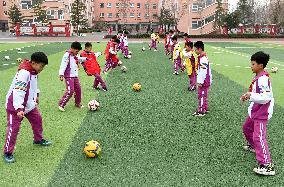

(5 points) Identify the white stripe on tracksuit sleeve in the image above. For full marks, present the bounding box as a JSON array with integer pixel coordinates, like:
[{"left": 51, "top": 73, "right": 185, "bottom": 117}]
[
  {"left": 249, "top": 75, "right": 273, "bottom": 104},
  {"left": 13, "top": 70, "right": 30, "bottom": 111},
  {"left": 197, "top": 57, "right": 208, "bottom": 84},
  {"left": 59, "top": 52, "right": 69, "bottom": 76}
]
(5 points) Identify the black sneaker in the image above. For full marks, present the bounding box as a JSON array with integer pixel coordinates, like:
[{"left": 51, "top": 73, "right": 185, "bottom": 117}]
[
  {"left": 102, "top": 87, "right": 108, "bottom": 92},
  {"left": 253, "top": 163, "right": 275, "bottom": 176},
  {"left": 33, "top": 139, "right": 52, "bottom": 146},
  {"left": 192, "top": 112, "right": 206, "bottom": 117},
  {"left": 4, "top": 153, "right": 15, "bottom": 163}
]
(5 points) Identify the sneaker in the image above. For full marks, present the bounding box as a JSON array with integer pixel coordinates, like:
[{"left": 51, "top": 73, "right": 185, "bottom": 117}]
[
  {"left": 154, "top": 49, "right": 158, "bottom": 52},
  {"left": 58, "top": 106, "right": 65, "bottom": 112},
  {"left": 94, "top": 87, "right": 100, "bottom": 90},
  {"left": 75, "top": 104, "right": 84, "bottom": 109},
  {"left": 243, "top": 144, "right": 255, "bottom": 153},
  {"left": 102, "top": 87, "right": 108, "bottom": 92},
  {"left": 33, "top": 139, "right": 52, "bottom": 146},
  {"left": 4, "top": 153, "right": 15, "bottom": 163},
  {"left": 253, "top": 164, "right": 275, "bottom": 176},
  {"left": 173, "top": 72, "right": 179, "bottom": 75},
  {"left": 192, "top": 112, "right": 206, "bottom": 117},
  {"left": 204, "top": 110, "right": 210, "bottom": 114}
]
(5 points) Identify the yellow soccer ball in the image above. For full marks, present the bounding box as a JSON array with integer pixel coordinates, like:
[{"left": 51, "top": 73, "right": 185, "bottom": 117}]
[
  {"left": 16, "top": 58, "right": 22, "bottom": 64},
  {"left": 83, "top": 140, "right": 102, "bottom": 158},
  {"left": 132, "top": 83, "right": 142, "bottom": 92}
]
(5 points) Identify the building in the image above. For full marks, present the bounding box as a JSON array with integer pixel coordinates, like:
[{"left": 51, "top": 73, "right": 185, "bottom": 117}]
[
  {"left": 159, "top": 0, "right": 229, "bottom": 35},
  {"left": 0, "top": 0, "right": 9, "bottom": 31},
  {"left": 93, "top": 0, "right": 160, "bottom": 32},
  {"left": 4, "top": 0, "right": 94, "bottom": 31}
]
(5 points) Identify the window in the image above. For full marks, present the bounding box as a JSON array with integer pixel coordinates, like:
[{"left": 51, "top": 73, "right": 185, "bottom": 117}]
[
  {"left": 100, "top": 3, "right": 104, "bottom": 8},
  {"left": 145, "top": 13, "right": 149, "bottom": 18},
  {"left": 206, "top": 0, "right": 215, "bottom": 7},
  {"left": 205, "top": 14, "right": 215, "bottom": 24},
  {"left": 121, "top": 3, "right": 128, "bottom": 8},
  {"left": 107, "top": 3, "right": 112, "bottom": 8},
  {"left": 4, "top": 11, "right": 8, "bottom": 15},
  {"left": 100, "top": 13, "right": 104, "bottom": 18},
  {"left": 192, "top": 20, "right": 202, "bottom": 29},
  {"left": 108, "top": 13, "right": 113, "bottom": 18},
  {"left": 145, "top": 3, "right": 149, "bottom": 9},
  {"left": 116, "top": 13, "right": 120, "bottom": 18},
  {"left": 47, "top": 9, "right": 55, "bottom": 19},
  {"left": 130, "top": 13, "right": 134, "bottom": 18},
  {"left": 116, "top": 3, "right": 120, "bottom": 8},
  {"left": 123, "top": 13, "right": 127, "bottom": 18},
  {"left": 153, "top": 4, "right": 157, "bottom": 9},
  {"left": 58, "top": 9, "right": 64, "bottom": 20},
  {"left": 137, "top": 13, "right": 141, "bottom": 18},
  {"left": 192, "top": 4, "right": 199, "bottom": 12},
  {"left": 137, "top": 3, "right": 141, "bottom": 8},
  {"left": 130, "top": 3, "right": 134, "bottom": 8},
  {"left": 153, "top": 13, "right": 158, "bottom": 18},
  {"left": 3, "top": 1, "right": 6, "bottom": 6},
  {"left": 21, "top": 1, "right": 32, "bottom": 9}
]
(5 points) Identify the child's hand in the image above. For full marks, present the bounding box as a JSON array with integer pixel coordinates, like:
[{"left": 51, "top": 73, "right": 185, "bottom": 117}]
[
  {"left": 17, "top": 111, "right": 24, "bottom": 118},
  {"left": 59, "top": 76, "right": 64, "bottom": 81},
  {"left": 240, "top": 92, "right": 251, "bottom": 102},
  {"left": 197, "top": 83, "right": 202, "bottom": 87},
  {"left": 36, "top": 98, "right": 39, "bottom": 105}
]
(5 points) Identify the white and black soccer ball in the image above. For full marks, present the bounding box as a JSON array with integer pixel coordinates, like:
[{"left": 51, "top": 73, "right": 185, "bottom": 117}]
[
  {"left": 129, "top": 51, "right": 132, "bottom": 55},
  {"left": 118, "top": 60, "right": 123, "bottom": 66},
  {"left": 127, "top": 55, "right": 132, "bottom": 59},
  {"left": 142, "top": 47, "right": 146, "bottom": 51},
  {"left": 88, "top": 100, "right": 100, "bottom": 111},
  {"left": 17, "top": 48, "right": 21, "bottom": 51},
  {"left": 121, "top": 66, "right": 127, "bottom": 73},
  {"left": 4, "top": 56, "right": 10, "bottom": 60},
  {"left": 271, "top": 67, "right": 279, "bottom": 73}
]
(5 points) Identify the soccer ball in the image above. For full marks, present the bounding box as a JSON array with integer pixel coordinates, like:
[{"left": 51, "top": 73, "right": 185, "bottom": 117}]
[
  {"left": 17, "top": 48, "right": 21, "bottom": 51},
  {"left": 271, "top": 67, "right": 278, "bottom": 73},
  {"left": 129, "top": 51, "right": 132, "bottom": 55},
  {"left": 127, "top": 55, "right": 132, "bottom": 59},
  {"left": 121, "top": 66, "right": 127, "bottom": 73},
  {"left": 132, "top": 83, "right": 142, "bottom": 92},
  {"left": 118, "top": 60, "right": 123, "bottom": 66},
  {"left": 83, "top": 140, "right": 102, "bottom": 158},
  {"left": 4, "top": 56, "right": 10, "bottom": 60},
  {"left": 142, "top": 47, "right": 146, "bottom": 51},
  {"left": 16, "top": 58, "right": 22, "bottom": 64},
  {"left": 88, "top": 100, "right": 100, "bottom": 111}
]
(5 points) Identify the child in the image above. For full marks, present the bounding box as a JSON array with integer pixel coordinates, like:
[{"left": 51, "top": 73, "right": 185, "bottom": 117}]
[
  {"left": 172, "top": 36, "right": 184, "bottom": 75},
  {"left": 103, "top": 38, "right": 121, "bottom": 73},
  {"left": 150, "top": 32, "right": 158, "bottom": 51},
  {"left": 192, "top": 41, "right": 212, "bottom": 116},
  {"left": 122, "top": 31, "right": 130, "bottom": 58},
  {"left": 240, "top": 51, "right": 275, "bottom": 176},
  {"left": 4, "top": 52, "right": 51, "bottom": 163},
  {"left": 117, "top": 30, "right": 124, "bottom": 51},
  {"left": 183, "top": 33, "right": 191, "bottom": 44},
  {"left": 80, "top": 42, "right": 107, "bottom": 91},
  {"left": 182, "top": 42, "right": 197, "bottom": 91},
  {"left": 58, "top": 42, "right": 87, "bottom": 112}
]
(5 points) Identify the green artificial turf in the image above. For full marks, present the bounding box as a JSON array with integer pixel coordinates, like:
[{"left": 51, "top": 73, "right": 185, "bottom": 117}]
[{"left": 0, "top": 42, "right": 283, "bottom": 186}]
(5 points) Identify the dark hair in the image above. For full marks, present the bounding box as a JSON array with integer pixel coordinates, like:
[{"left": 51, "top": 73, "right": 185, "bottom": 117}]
[
  {"left": 169, "top": 30, "right": 174, "bottom": 34},
  {"left": 111, "top": 35, "right": 117, "bottom": 39},
  {"left": 124, "top": 30, "right": 129, "bottom": 34},
  {"left": 183, "top": 33, "right": 189, "bottom": 37},
  {"left": 251, "top": 51, "right": 270, "bottom": 68},
  {"left": 185, "top": 42, "right": 193, "bottom": 48},
  {"left": 172, "top": 36, "right": 178, "bottom": 41},
  {"left": 114, "top": 38, "right": 120, "bottom": 43},
  {"left": 31, "top": 52, "right": 48, "bottom": 65},
  {"left": 71, "top": 42, "right": 82, "bottom": 50},
  {"left": 165, "top": 32, "right": 169, "bottom": 34},
  {"left": 85, "top": 42, "right": 92, "bottom": 48},
  {"left": 194, "top": 41, "right": 204, "bottom": 51},
  {"left": 118, "top": 30, "right": 123, "bottom": 34}
]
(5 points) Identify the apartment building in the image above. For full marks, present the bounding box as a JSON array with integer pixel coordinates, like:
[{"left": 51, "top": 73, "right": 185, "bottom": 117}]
[
  {"left": 0, "top": 0, "right": 8, "bottom": 31},
  {"left": 93, "top": 0, "right": 160, "bottom": 32},
  {"left": 159, "top": 0, "right": 229, "bottom": 35}
]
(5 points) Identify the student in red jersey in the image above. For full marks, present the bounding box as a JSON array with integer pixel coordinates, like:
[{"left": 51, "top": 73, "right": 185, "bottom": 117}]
[
  {"left": 80, "top": 42, "right": 107, "bottom": 91},
  {"left": 4, "top": 52, "right": 51, "bottom": 163},
  {"left": 103, "top": 38, "right": 121, "bottom": 73}
]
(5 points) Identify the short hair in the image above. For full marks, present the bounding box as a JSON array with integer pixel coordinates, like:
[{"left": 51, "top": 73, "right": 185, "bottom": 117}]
[
  {"left": 183, "top": 33, "right": 189, "bottom": 37},
  {"left": 114, "top": 38, "right": 120, "bottom": 43},
  {"left": 165, "top": 32, "right": 169, "bottom": 35},
  {"left": 185, "top": 42, "right": 193, "bottom": 48},
  {"left": 172, "top": 36, "right": 178, "bottom": 41},
  {"left": 85, "top": 42, "right": 92, "bottom": 48},
  {"left": 194, "top": 41, "right": 204, "bottom": 51},
  {"left": 118, "top": 30, "right": 123, "bottom": 34},
  {"left": 71, "top": 42, "right": 82, "bottom": 50},
  {"left": 31, "top": 52, "right": 48, "bottom": 65},
  {"left": 251, "top": 51, "right": 270, "bottom": 68},
  {"left": 111, "top": 35, "right": 117, "bottom": 40},
  {"left": 169, "top": 30, "right": 174, "bottom": 34},
  {"left": 124, "top": 30, "right": 129, "bottom": 34}
]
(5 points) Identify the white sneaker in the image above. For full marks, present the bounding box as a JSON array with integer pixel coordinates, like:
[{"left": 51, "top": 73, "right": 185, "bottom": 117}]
[
  {"left": 253, "top": 164, "right": 275, "bottom": 176},
  {"left": 76, "top": 105, "right": 84, "bottom": 109},
  {"left": 243, "top": 145, "right": 255, "bottom": 153},
  {"left": 58, "top": 106, "right": 65, "bottom": 112}
]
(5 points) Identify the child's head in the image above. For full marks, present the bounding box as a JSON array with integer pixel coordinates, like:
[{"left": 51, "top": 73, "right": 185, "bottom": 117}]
[
  {"left": 172, "top": 36, "right": 178, "bottom": 43},
  {"left": 185, "top": 42, "right": 193, "bottom": 51},
  {"left": 118, "top": 30, "right": 123, "bottom": 34},
  {"left": 124, "top": 30, "right": 129, "bottom": 35},
  {"left": 250, "top": 51, "right": 270, "bottom": 73},
  {"left": 169, "top": 30, "right": 174, "bottom": 36},
  {"left": 183, "top": 33, "right": 189, "bottom": 39},
  {"left": 111, "top": 35, "right": 117, "bottom": 41},
  {"left": 194, "top": 41, "right": 204, "bottom": 55},
  {"left": 71, "top": 42, "right": 82, "bottom": 55},
  {"left": 113, "top": 38, "right": 120, "bottom": 45},
  {"left": 84, "top": 42, "right": 92, "bottom": 52},
  {"left": 30, "top": 52, "right": 48, "bottom": 73}
]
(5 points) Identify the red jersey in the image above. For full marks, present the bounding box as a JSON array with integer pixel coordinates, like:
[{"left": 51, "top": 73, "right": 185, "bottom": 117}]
[{"left": 80, "top": 50, "right": 101, "bottom": 75}]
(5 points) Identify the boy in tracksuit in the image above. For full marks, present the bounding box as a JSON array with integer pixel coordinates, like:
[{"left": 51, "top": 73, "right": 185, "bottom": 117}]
[
  {"left": 4, "top": 52, "right": 51, "bottom": 163},
  {"left": 150, "top": 32, "right": 158, "bottom": 51},
  {"left": 103, "top": 38, "right": 121, "bottom": 73},
  {"left": 80, "top": 42, "right": 107, "bottom": 91},
  {"left": 192, "top": 41, "right": 212, "bottom": 117},
  {"left": 240, "top": 51, "right": 275, "bottom": 176},
  {"left": 172, "top": 36, "right": 184, "bottom": 75},
  {"left": 58, "top": 42, "right": 87, "bottom": 112},
  {"left": 182, "top": 42, "right": 197, "bottom": 91},
  {"left": 122, "top": 31, "right": 130, "bottom": 58}
]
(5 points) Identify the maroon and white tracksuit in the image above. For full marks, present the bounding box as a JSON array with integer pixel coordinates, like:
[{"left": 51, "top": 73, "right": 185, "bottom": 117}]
[{"left": 243, "top": 71, "right": 274, "bottom": 164}]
